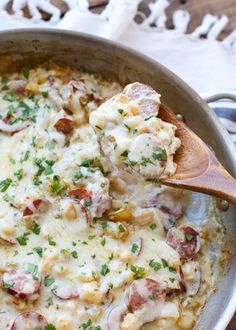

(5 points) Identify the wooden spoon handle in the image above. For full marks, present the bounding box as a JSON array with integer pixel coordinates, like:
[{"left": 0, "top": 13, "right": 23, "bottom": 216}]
[{"left": 162, "top": 154, "right": 236, "bottom": 204}]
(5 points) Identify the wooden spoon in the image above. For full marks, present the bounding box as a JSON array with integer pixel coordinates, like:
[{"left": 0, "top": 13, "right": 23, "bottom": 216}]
[{"left": 159, "top": 104, "right": 236, "bottom": 205}]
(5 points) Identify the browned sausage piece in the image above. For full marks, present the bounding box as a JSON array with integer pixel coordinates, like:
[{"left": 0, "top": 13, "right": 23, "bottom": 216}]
[
  {"left": 51, "top": 283, "right": 80, "bottom": 300},
  {"left": 23, "top": 199, "right": 50, "bottom": 216},
  {"left": 11, "top": 311, "right": 47, "bottom": 330},
  {"left": 3, "top": 267, "right": 41, "bottom": 300},
  {"left": 123, "top": 82, "right": 160, "bottom": 118},
  {"left": 54, "top": 118, "right": 74, "bottom": 135},
  {"left": 166, "top": 226, "right": 200, "bottom": 261},
  {"left": 127, "top": 278, "right": 166, "bottom": 313}
]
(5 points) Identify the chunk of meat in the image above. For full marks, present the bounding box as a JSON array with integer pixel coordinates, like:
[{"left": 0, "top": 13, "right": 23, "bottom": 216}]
[
  {"left": 48, "top": 75, "right": 56, "bottom": 86},
  {"left": 128, "top": 133, "right": 167, "bottom": 179},
  {"left": 11, "top": 311, "right": 47, "bottom": 330},
  {"left": 90, "top": 193, "right": 112, "bottom": 218},
  {"left": 3, "top": 114, "right": 13, "bottom": 124},
  {"left": 127, "top": 278, "right": 167, "bottom": 313},
  {"left": 67, "top": 80, "right": 91, "bottom": 106},
  {"left": 68, "top": 187, "right": 92, "bottom": 203},
  {"left": 107, "top": 279, "right": 173, "bottom": 330},
  {"left": 123, "top": 82, "right": 160, "bottom": 118},
  {"left": 0, "top": 236, "right": 16, "bottom": 245},
  {"left": 7, "top": 79, "right": 26, "bottom": 94},
  {"left": 180, "top": 261, "right": 201, "bottom": 296},
  {"left": 166, "top": 226, "right": 200, "bottom": 261},
  {"left": 159, "top": 205, "right": 180, "bottom": 231},
  {"left": 107, "top": 304, "right": 127, "bottom": 330},
  {"left": 68, "top": 187, "right": 92, "bottom": 223},
  {"left": 140, "top": 189, "right": 183, "bottom": 230},
  {"left": 68, "top": 187, "right": 111, "bottom": 219},
  {"left": 65, "top": 80, "right": 91, "bottom": 119},
  {"left": 0, "top": 119, "right": 29, "bottom": 133},
  {"left": 64, "top": 80, "right": 102, "bottom": 124},
  {"left": 2, "top": 267, "right": 41, "bottom": 300},
  {"left": 52, "top": 282, "right": 80, "bottom": 300},
  {"left": 23, "top": 199, "right": 50, "bottom": 216},
  {"left": 54, "top": 118, "right": 74, "bottom": 135}
]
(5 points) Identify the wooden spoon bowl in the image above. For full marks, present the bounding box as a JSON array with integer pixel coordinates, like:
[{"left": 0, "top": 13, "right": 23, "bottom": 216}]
[{"left": 159, "top": 104, "right": 236, "bottom": 205}]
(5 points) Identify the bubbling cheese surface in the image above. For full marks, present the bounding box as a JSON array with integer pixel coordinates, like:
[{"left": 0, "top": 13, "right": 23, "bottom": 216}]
[{"left": 0, "top": 63, "right": 224, "bottom": 330}]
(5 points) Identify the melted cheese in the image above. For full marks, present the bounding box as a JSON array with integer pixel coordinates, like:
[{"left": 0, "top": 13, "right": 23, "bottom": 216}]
[{"left": 0, "top": 64, "right": 224, "bottom": 330}]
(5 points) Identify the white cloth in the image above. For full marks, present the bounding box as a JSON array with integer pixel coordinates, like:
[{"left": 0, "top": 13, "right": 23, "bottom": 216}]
[
  {"left": 0, "top": 0, "right": 235, "bottom": 94},
  {"left": 0, "top": 0, "right": 236, "bottom": 138}
]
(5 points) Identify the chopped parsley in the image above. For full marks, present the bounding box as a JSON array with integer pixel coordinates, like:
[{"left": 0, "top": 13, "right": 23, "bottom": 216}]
[
  {"left": 3, "top": 92, "right": 16, "bottom": 102},
  {"left": 51, "top": 175, "right": 64, "bottom": 195},
  {"left": 129, "top": 160, "right": 137, "bottom": 167},
  {"left": 80, "top": 159, "right": 93, "bottom": 167},
  {"left": 46, "top": 296, "right": 54, "bottom": 306},
  {"left": 27, "top": 263, "right": 38, "bottom": 280},
  {"left": 149, "top": 259, "right": 162, "bottom": 271},
  {"left": 33, "top": 246, "right": 43, "bottom": 258},
  {"left": 79, "top": 319, "right": 101, "bottom": 330},
  {"left": 101, "top": 237, "right": 106, "bottom": 246},
  {"left": 120, "top": 150, "right": 128, "bottom": 158},
  {"left": 2, "top": 193, "right": 12, "bottom": 202},
  {"left": 16, "top": 232, "right": 30, "bottom": 246},
  {"left": 21, "top": 150, "right": 30, "bottom": 162},
  {"left": 131, "top": 243, "right": 138, "bottom": 253},
  {"left": 47, "top": 141, "right": 55, "bottom": 150},
  {"left": 71, "top": 250, "right": 78, "bottom": 259},
  {"left": 42, "top": 91, "right": 48, "bottom": 98},
  {"left": 44, "top": 164, "right": 54, "bottom": 175},
  {"left": 48, "top": 235, "right": 56, "bottom": 246},
  {"left": 144, "top": 115, "right": 155, "bottom": 121},
  {"left": 100, "top": 221, "right": 108, "bottom": 230},
  {"left": 3, "top": 282, "right": 13, "bottom": 289},
  {"left": 161, "top": 258, "right": 169, "bottom": 268},
  {"left": 118, "top": 224, "right": 125, "bottom": 233},
  {"left": 152, "top": 147, "right": 167, "bottom": 161},
  {"left": 0, "top": 178, "right": 12, "bottom": 192},
  {"left": 169, "top": 267, "right": 177, "bottom": 273},
  {"left": 13, "top": 250, "right": 19, "bottom": 256},
  {"left": 22, "top": 66, "right": 30, "bottom": 79},
  {"left": 44, "top": 324, "right": 57, "bottom": 330},
  {"left": 14, "top": 169, "right": 23, "bottom": 181},
  {"left": 44, "top": 275, "right": 55, "bottom": 287},
  {"left": 141, "top": 157, "right": 154, "bottom": 166},
  {"left": 32, "top": 222, "right": 41, "bottom": 235},
  {"left": 150, "top": 223, "right": 157, "bottom": 230},
  {"left": 85, "top": 197, "right": 92, "bottom": 208},
  {"left": 130, "top": 265, "right": 145, "bottom": 279},
  {"left": 73, "top": 171, "right": 84, "bottom": 181},
  {"left": 118, "top": 109, "right": 124, "bottom": 114},
  {"left": 185, "top": 234, "right": 193, "bottom": 241},
  {"left": 100, "top": 264, "right": 110, "bottom": 276},
  {"left": 124, "top": 123, "right": 131, "bottom": 132}
]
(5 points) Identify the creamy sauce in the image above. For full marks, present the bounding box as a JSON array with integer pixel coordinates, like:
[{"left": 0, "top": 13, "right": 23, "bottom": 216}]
[{"left": 0, "top": 63, "right": 225, "bottom": 330}]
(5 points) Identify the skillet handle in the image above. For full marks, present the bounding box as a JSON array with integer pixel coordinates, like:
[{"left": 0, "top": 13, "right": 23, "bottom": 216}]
[
  {"left": 201, "top": 89, "right": 236, "bottom": 103},
  {"left": 200, "top": 89, "right": 236, "bottom": 207}
]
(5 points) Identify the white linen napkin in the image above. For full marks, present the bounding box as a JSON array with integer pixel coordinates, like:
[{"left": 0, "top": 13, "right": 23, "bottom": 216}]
[{"left": 0, "top": 0, "right": 236, "bottom": 140}]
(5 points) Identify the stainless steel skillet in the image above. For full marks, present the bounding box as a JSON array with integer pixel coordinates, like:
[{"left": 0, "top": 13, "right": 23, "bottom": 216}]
[{"left": 0, "top": 29, "right": 235, "bottom": 330}]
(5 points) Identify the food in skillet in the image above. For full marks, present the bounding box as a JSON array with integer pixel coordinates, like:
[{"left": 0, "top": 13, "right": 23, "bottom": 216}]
[{"left": 0, "top": 63, "right": 225, "bottom": 330}]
